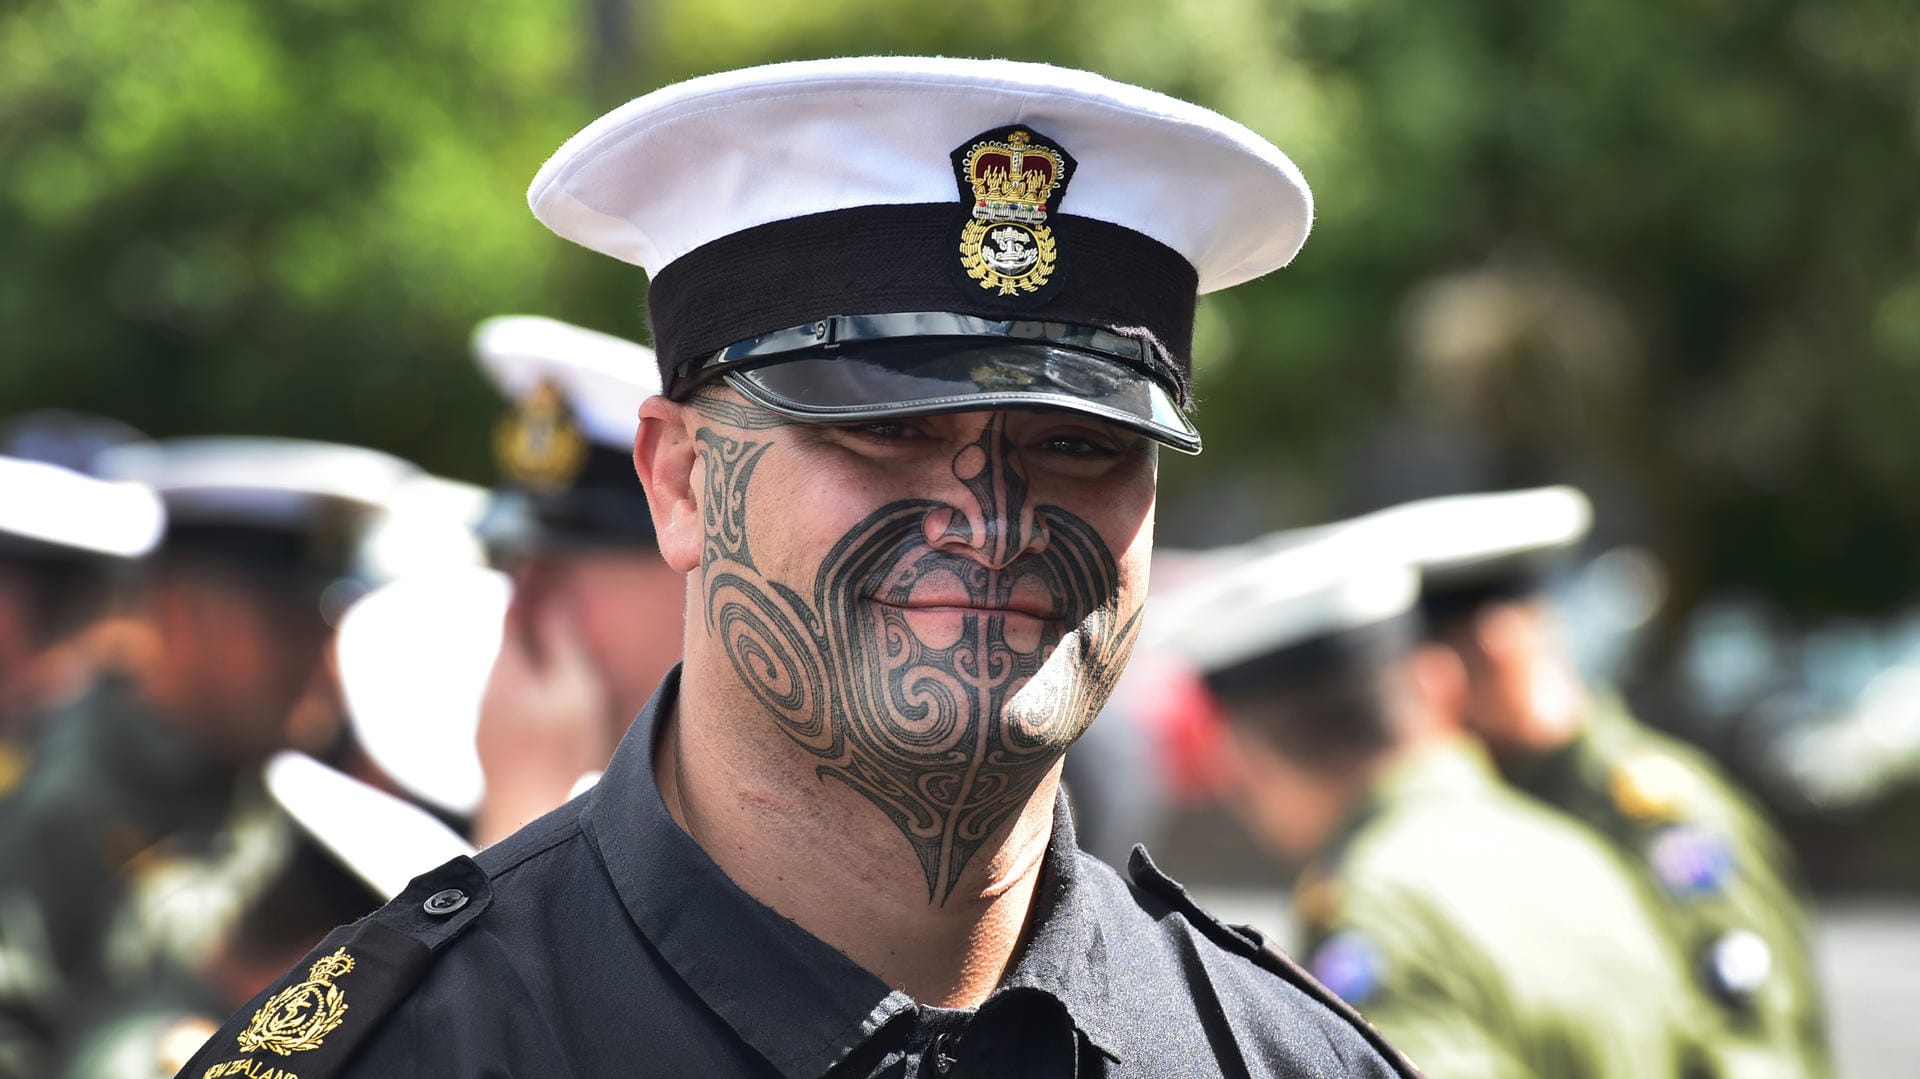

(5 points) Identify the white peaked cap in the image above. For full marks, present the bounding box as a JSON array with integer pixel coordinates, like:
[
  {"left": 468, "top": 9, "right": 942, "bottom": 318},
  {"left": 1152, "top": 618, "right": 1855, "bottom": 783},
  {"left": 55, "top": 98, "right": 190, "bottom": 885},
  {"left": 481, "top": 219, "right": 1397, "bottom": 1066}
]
[
  {"left": 472, "top": 316, "right": 661, "bottom": 449},
  {"left": 264, "top": 752, "right": 477, "bottom": 900},
  {"left": 95, "top": 437, "right": 418, "bottom": 525},
  {"left": 529, "top": 56, "right": 1312, "bottom": 293},
  {"left": 0, "top": 456, "right": 165, "bottom": 559},
  {"left": 1358, "top": 486, "right": 1594, "bottom": 575},
  {"left": 1149, "top": 527, "right": 1418, "bottom": 676},
  {"left": 335, "top": 567, "right": 511, "bottom": 815}
]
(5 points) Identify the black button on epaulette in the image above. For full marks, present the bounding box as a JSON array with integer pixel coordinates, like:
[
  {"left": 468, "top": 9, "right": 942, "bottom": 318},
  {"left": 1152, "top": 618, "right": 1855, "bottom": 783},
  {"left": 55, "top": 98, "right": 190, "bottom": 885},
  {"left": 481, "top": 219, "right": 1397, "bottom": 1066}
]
[{"left": 377, "top": 854, "right": 491, "bottom": 949}]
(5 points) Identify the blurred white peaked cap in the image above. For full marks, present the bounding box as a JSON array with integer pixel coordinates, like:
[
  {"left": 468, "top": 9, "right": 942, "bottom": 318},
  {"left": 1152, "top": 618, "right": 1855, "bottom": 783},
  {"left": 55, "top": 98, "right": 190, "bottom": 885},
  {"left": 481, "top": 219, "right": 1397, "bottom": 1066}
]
[
  {"left": 264, "top": 751, "right": 477, "bottom": 900},
  {"left": 1357, "top": 486, "right": 1594, "bottom": 575},
  {"left": 473, "top": 316, "right": 660, "bottom": 449},
  {"left": 1149, "top": 527, "right": 1419, "bottom": 676},
  {"left": 0, "top": 455, "right": 164, "bottom": 559},
  {"left": 336, "top": 566, "right": 512, "bottom": 816},
  {"left": 94, "top": 437, "right": 417, "bottom": 526},
  {"left": 529, "top": 56, "right": 1312, "bottom": 292}
]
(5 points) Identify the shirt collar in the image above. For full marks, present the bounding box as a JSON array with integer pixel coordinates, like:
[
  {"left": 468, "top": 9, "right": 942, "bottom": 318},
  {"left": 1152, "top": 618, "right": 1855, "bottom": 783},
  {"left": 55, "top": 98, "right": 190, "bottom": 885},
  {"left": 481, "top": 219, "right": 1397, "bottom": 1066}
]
[
  {"left": 584, "top": 667, "right": 913, "bottom": 1078},
  {"left": 994, "top": 792, "right": 1126, "bottom": 1063},
  {"left": 585, "top": 666, "right": 1125, "bottom": 1071}
]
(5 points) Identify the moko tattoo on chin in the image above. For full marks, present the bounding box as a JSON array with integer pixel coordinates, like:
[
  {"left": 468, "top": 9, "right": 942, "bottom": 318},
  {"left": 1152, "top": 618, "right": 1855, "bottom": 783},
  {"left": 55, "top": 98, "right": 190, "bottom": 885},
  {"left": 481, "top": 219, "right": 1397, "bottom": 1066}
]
[{"left": 697, "top": 414, "right": 1139, "bottom": 902}]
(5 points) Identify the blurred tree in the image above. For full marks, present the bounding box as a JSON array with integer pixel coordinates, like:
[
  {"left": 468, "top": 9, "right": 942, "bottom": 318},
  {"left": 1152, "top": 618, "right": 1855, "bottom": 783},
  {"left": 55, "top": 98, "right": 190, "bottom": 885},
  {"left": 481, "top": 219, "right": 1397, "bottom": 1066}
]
[
  {"left": 0, "top": 0, "right": 605, "bottom": 478},
  {"left": 2, "top": 0, "right": 1917, "bottom": 651}
]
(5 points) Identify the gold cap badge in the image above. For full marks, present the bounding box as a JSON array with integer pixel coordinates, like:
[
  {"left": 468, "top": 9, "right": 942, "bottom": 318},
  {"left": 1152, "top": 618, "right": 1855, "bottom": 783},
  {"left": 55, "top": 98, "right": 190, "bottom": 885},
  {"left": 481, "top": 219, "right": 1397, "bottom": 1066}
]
[
  {"left": 494, "top": 380, "right": 590, "bottom": 491},
  {"left": 953, "top": 126, "right": 1074, "bottom": 301},
  {"left": 236, "top": 947, "right": 356, "bottom": 1056}
]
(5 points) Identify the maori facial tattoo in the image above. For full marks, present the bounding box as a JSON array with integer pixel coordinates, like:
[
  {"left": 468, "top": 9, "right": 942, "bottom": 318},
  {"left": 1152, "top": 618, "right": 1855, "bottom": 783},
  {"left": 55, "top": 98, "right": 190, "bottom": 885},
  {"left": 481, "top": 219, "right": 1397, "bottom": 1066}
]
[{"left": 696, "top": 405, "right": 1140, "bottom": 902}]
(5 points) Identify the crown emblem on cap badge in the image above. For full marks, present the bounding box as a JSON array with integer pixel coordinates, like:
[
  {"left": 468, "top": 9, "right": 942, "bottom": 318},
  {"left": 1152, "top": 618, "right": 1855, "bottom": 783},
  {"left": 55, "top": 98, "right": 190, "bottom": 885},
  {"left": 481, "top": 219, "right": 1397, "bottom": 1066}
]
[
  {"left": 954, "top": 127, "right": 1074, "bottom": 301},
  {"left": 494, "top": 380, "right": 589, "bottom": 491}
]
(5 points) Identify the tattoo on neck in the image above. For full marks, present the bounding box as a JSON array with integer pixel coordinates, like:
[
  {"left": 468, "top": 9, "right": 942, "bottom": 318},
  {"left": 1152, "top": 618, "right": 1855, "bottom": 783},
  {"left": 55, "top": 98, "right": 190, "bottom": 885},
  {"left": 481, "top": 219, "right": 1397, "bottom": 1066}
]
[{"left": 698, "top": 415, "right": 1138, "bottom": 902}]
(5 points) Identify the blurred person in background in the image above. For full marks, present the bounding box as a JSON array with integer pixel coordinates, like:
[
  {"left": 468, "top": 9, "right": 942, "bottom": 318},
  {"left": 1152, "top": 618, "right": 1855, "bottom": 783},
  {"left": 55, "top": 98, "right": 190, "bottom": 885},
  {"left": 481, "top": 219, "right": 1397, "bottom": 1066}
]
[
  {"left": 1373, "top": 486, "right": 1831, "bottom": 1077},
  {"left": 0, "top": 411, "right": 153, "bottom": 750},
  {"left": 0, "top": 447, "right": 164, "bottom": 1078},
  {"left": 0, "top": 437, "right": 413, "bottom": 1072},
  {"left": 466, "top": 316, "right": 685, "bottom": 845},
  {"left": 1163, "top": 525, "right": 1707, "bottom": 1079},
  {"left": 54, "top": 751, "right": 479, "bottom": 1079},
  {"left": 54, "top": 471, "right": 498, "bottom": 1079}
]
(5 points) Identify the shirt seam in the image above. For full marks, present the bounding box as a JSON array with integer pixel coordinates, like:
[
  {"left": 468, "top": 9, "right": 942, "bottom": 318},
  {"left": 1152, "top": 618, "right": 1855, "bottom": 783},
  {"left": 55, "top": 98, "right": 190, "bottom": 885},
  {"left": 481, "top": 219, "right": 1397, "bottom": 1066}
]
[{"left": 477, "top": 808, "right": 588, "bottom": 881}]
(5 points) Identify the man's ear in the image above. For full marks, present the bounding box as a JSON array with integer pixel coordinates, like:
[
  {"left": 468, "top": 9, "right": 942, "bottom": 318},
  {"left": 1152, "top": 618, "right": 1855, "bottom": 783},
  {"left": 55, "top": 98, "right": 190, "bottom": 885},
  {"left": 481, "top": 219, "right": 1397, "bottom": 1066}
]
[{"left": 634, "top": 396, "right": 702, "bottom": 574}]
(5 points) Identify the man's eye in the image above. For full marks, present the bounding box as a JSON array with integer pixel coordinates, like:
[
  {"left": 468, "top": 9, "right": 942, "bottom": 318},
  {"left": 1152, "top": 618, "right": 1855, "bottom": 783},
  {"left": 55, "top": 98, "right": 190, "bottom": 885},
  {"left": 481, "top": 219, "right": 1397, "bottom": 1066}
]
[
  {"left": 1038, "top": 434, "right": 1119, "bottom": 457},
  {"left": 841, "top": 421, "right": 918, "bottom": 442}
]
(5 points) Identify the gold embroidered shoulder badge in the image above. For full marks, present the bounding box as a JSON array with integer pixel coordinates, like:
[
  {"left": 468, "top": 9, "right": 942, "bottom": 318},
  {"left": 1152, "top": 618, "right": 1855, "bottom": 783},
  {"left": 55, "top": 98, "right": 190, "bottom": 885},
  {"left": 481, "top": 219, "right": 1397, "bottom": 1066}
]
[{"left": 236, "top": 948, "right": 356, "bottom": 1057}]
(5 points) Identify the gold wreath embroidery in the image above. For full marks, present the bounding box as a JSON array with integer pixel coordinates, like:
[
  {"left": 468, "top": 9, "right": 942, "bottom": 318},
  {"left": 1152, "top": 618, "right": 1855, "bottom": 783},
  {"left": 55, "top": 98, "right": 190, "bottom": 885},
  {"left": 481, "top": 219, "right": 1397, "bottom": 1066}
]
[
  {"left": 236, "top": 948, "right": 355, "bottom": 1056},
  {"left": 959, "top": 220, "right": 1058, "bottom": 296}
]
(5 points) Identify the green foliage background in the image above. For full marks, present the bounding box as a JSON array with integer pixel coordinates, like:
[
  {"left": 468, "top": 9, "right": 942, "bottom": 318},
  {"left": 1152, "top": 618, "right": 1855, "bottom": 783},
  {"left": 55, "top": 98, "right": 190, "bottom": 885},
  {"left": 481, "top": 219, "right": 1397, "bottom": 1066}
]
[{"left": 4, "top": 0, "right": 1918, "bottom": 651}]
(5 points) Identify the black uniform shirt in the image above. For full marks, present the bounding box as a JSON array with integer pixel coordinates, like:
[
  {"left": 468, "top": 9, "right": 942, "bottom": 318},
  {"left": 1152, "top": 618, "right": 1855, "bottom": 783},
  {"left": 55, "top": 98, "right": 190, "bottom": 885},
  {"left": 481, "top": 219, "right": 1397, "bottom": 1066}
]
[{"left": 182, "top": 669, "right": 1412, "bottom": 1078}]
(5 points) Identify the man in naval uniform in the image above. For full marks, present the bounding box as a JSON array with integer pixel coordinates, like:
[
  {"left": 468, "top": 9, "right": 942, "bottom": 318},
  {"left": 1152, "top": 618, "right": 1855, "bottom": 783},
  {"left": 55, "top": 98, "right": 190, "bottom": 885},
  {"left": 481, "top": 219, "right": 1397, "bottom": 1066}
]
[
  {"left": 180, "top": 58, "right": 1418, "bottom": 1078},
  {"left": 1156, "top": 524, "right": 1707, "bottom": 1079},
  {"left": 1368, "top": 486, "right": 1831, "bottom": 1078}
]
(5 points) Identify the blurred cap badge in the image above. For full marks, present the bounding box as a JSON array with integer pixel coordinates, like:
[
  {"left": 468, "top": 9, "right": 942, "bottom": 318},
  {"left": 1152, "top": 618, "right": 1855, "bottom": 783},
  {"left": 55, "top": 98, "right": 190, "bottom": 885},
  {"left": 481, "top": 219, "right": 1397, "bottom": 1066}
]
[
  {"left": 954, "top": 126, "right": 1074, "bottom": 301},
  {"left": 494, "top": 380, "right": 589, "bottom": 491},
  {"left": 236, "top": 947, "right": 356, "bottom": 1056}
]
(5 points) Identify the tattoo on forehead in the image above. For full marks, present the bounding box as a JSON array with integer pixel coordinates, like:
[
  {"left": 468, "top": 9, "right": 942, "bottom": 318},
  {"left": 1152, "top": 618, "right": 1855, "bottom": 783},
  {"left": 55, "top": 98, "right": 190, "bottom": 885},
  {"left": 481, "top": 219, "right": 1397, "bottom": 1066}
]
[
  {"left": 698, "top": 414, "right": 1138, "bottom": 902},
  {"left": 687, "top": 388, "right": 790, "bottom": 430}
]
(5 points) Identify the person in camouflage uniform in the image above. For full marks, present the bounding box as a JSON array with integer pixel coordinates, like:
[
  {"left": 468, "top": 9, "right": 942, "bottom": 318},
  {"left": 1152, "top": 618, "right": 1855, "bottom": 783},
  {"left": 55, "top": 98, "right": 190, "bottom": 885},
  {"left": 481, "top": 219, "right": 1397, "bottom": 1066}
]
[
  {"left": 1379, "top": 486, "right": 1831, "bottom": 1079},
  {"left": 1160, "top": 524, "right": 1710, "bottom": 1079}
]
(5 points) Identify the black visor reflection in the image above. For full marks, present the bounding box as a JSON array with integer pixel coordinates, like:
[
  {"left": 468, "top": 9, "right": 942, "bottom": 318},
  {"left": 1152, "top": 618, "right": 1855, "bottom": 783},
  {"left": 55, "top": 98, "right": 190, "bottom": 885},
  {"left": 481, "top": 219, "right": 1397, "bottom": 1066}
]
[{"left": 724, "top": 339, "right": 1200, "bottom": 453}]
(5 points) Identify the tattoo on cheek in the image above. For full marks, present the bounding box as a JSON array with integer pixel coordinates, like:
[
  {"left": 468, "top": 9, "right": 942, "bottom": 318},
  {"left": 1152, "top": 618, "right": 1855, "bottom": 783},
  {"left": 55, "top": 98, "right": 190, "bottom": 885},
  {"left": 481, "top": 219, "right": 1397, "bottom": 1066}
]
[{"left": 698, "top": 415, "right": 1140, "bottom": 902}]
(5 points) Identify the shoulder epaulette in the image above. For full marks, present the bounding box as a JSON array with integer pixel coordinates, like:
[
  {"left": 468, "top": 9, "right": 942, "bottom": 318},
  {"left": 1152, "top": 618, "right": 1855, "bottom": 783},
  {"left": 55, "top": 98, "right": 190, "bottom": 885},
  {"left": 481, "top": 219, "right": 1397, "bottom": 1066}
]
[
  {"left": 1126, "top": 846, "right": 1424, "bottom": 1079},
  {"left": 175, "top": 855, "right": 492, "bottom": 1079}
]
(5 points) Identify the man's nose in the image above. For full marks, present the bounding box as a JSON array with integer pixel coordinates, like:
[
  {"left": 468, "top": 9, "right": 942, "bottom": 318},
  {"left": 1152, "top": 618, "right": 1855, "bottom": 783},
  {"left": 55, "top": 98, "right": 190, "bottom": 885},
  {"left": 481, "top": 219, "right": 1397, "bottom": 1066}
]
[{"left": 921, "top": 419, "right": 1049, "bottom": 569}]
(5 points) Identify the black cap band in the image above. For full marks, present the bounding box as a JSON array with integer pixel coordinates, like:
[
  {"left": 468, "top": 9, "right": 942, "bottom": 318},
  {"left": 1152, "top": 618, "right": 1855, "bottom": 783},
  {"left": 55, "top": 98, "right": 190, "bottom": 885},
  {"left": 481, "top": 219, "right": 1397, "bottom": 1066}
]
[
  {"left": 646, "top": 203, "right": 1201, "bottom": 407},
  {"left": 484, "top": 444, "right": 658, "bottom": 554}
]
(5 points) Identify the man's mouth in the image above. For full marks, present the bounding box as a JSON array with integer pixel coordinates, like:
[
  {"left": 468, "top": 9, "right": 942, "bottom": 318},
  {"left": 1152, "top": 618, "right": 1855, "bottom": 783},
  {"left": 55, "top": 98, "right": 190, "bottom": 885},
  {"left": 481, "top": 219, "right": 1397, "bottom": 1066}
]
[{"left": 869, "top": 597, "right": 1061, "bottom": 622}]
